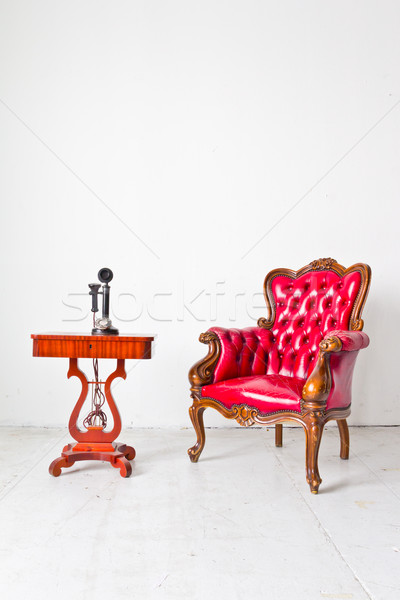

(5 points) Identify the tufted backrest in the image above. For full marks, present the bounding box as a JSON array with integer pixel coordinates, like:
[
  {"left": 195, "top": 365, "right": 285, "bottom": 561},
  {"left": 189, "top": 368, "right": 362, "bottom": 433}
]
[
  {"left": 256, "top": 258, "right": 370, "bottom": 380},
  {"left": 209, "top": 259, "right": 370, "bottom": 384},
  {"left": 265, "top": 269, "right": 361, "bottom": 379}
]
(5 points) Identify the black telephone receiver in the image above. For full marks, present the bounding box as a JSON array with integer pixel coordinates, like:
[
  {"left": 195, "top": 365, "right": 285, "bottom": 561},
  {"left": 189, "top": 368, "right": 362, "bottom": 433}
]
[{"left": 88, "top": 268, "right": 119, "bottom": 335}]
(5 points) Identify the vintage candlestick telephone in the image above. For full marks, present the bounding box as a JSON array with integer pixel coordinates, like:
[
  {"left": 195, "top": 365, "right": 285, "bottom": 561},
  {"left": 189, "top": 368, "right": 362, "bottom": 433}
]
[{"left": 88, "top": 268, "right": 119, "bottom": 335}]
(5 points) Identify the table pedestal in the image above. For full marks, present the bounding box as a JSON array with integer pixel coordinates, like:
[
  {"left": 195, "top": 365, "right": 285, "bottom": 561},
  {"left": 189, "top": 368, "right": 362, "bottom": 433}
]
[{"left": 49, "top": 442, "right": 135, "bottom": 477}]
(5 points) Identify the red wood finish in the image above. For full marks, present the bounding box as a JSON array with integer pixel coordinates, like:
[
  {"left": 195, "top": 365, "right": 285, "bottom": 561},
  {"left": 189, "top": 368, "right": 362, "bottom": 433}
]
[
  {"left": 67, "top": 358, "right": 126, "bottom": 443},
  {"left": 49, "top": 443, "right": 136, "bottom": 478},
  {"left": 31, "top": 333, "right": 155, "bottom": 478},
  {"left": 31, "top": 333, "right": 154, "bottom": 359}
]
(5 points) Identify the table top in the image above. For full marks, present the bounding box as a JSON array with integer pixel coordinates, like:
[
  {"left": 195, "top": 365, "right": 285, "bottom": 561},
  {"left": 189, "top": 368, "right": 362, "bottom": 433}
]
[
  {"left": 31, "top": 333, "right": 155, "bottom": 341},
  {"left": 31, "top": 333, "right": 156, "bottom": 359}
]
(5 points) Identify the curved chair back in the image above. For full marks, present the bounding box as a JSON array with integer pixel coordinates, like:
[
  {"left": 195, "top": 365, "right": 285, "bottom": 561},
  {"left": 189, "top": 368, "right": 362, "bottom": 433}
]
[{"left": 257, "top": 258, "right": 371, "bottom": 379}]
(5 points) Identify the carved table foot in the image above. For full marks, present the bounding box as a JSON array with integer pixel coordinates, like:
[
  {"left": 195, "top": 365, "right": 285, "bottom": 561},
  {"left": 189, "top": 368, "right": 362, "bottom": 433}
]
[
  {"left": 118, "top": 443, "right": 136, "bottom": 461},
  {"left": 110, "top": 455, "right": 132, "bottom": 478},
  {"left": 49, "top": 455, "right": 75, "bottom": 477}
]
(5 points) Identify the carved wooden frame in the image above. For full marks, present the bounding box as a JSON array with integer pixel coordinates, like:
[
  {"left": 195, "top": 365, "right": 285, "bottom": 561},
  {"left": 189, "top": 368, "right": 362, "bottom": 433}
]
[{"left": 188, "top": 258, "right": 371, "bottom": 494}]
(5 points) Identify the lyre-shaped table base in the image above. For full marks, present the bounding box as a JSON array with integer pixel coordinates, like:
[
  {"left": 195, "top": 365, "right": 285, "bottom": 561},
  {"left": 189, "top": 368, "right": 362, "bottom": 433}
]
[{"left": 49, "top": 358, "right": 135, "bottom": 478}]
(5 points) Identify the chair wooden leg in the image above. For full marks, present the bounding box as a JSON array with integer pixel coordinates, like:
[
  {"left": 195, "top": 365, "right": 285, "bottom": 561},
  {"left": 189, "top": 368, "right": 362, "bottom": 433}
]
[
  {"left": 188, "top": 404, "right": 206, "bottom": 463},
  {"left": 337, "top": 419, "right": 350, "bottom": 459},
  {"left": 275, "top": 423, "right": 283, "bottom": 447},
  {"left": 304, "top": 415, "right": 324, "bottom": 494}
]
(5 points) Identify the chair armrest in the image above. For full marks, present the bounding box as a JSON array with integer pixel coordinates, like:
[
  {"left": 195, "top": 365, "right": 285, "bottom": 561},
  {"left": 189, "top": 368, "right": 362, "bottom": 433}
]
[
  {"left": 188, "top": 326, "right": 274, "bottom": 390},
  {"left": 326, "top": 329, "right": 370, "bottom": 352},
  {"left": 302, "top": 330, "right": 370, "bottom": 408},
  {"left": 188, "top": 331, "right": 221, "bottom": 390}
]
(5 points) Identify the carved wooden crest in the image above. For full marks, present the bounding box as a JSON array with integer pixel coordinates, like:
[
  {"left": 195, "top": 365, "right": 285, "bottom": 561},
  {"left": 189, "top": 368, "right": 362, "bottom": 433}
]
[{"left": 310, "top": 257, "right": 337, "bottom": 270}]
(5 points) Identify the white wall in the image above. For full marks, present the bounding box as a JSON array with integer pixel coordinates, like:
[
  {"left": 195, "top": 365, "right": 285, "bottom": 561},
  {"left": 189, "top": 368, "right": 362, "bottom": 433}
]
[{"left": 0, "top": 1, "right": 399, "bottom": 428}]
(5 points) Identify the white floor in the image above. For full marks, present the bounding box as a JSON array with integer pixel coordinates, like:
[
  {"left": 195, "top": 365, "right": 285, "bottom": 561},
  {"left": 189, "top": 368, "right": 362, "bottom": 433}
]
[{"left": 0, "top": 426, "right": 399, "bottom": 600}]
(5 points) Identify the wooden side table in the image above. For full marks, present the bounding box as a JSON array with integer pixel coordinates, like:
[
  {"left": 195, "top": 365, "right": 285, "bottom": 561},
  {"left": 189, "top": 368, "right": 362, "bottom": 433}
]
[{"left": 31, "top": 333, "right": 155, "bottom": 478}]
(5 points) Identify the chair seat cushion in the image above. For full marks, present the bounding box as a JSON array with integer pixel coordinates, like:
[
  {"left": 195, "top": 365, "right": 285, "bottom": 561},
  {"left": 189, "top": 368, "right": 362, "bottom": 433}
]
[{"left": 201, "top": 374, "right": 305, "bottom": 414}]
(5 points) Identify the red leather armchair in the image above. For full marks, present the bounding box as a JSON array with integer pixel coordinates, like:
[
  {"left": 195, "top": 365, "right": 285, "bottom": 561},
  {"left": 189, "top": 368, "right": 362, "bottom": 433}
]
[{"left": 188, "top": 258, "right": 371, "bottom": 493}]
